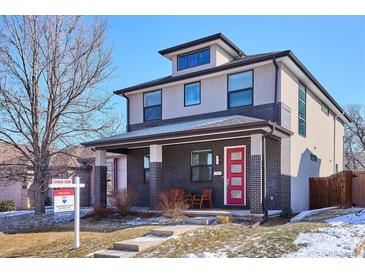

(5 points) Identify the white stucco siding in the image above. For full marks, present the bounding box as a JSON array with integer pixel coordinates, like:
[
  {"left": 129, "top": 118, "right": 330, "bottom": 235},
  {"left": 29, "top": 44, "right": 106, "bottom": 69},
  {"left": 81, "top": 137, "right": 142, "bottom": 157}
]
[
  {"left": 128, "top": 63, "right": 276, "bottom": 124},
  {"left": 129, "top": 92, "right": 143, "bottom": 125},
  {"left": 280, "top": 64, "right": 344, "bottom": 213},
  {"left": 162, "top": 74, "right": 227, "bottom": 120},
  {"left": 215, "top": 45, "right": 233, "bottom": 66},
  {"left": 253, "top": 63, "right": 276, "bottom": 105},
  {"left": 117, "top": 156, "right": 127, "bottom": 190}
]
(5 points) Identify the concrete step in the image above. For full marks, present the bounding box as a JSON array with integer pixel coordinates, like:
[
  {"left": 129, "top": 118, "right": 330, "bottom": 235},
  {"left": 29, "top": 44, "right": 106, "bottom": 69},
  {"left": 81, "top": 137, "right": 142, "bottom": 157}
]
[
  {"left": 184, "top": 217, "right": 216, "bottom": 225},
  {"left": 149, "top": 225, "right": 201, "bottom": 237},
  {"left": 113, "top": 235, "right": 167, "bottom": 252},
  {"left": 93, "top": 249, "right": 137, "bottom": 258}
]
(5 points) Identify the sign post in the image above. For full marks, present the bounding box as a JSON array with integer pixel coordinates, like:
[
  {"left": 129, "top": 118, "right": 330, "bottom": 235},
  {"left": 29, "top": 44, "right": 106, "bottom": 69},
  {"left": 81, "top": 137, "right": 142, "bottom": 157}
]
[{"left": 49, "top": 177, "right": 85, "bottom": 249}]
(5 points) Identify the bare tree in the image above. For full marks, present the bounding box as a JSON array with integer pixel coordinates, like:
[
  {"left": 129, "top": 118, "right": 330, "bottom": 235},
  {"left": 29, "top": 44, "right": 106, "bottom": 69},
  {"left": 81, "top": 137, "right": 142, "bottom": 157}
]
[
  {"left": 344, "top": 104, "right": 365, "bottom": 171},
  {"left": 0, "top": 16, "right": 119, "bottom": 214}
]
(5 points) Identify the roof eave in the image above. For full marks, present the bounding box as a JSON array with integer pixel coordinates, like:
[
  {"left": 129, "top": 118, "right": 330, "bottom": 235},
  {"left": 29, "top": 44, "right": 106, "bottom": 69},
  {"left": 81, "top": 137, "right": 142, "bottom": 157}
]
[
  {"left": 82, "top": 121, "right": 292, "bottom": 148},
  {"left": 158, "top": 33, "right": 244, "bottom": 57}
]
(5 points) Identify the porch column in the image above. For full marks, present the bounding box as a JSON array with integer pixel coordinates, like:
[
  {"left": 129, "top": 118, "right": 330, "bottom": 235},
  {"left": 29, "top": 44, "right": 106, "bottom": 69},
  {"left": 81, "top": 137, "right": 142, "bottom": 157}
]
[
  {"left": 94, "top": 149, "right": 107, "bottom": 206},
  {"left": 250, "top": 134, "right": 264, "bottom": 218},
  {"left": 149, "top": 144, "right": 162, "bottom": 209}
]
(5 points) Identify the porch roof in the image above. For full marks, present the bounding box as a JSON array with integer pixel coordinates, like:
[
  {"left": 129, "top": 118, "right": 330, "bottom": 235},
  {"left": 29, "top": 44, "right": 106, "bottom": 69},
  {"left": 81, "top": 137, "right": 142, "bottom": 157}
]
[{"left": 82, "top": 115, "right": 292, "bottom": 150}]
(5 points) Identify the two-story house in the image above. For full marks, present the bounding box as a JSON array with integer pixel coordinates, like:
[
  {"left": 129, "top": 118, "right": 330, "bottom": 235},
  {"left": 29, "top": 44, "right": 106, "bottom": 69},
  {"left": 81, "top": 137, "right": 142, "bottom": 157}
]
[{"left": 83, "top": 33, "right": 350, "bottom": 216}]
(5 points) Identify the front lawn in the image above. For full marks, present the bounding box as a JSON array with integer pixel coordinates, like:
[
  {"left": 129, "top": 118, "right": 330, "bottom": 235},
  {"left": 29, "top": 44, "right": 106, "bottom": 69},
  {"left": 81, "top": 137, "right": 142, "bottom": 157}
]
[
  {"left": 137, "top": 219, "right": 327, "bottom": 258},
  {"left": 0, "top": 218, "right": 153, "bottom": 258}
]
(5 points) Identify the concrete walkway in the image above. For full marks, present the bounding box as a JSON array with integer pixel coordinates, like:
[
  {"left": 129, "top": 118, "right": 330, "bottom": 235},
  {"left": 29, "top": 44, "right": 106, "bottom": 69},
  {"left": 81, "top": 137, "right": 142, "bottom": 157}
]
[{"left": 92, "top": 224, "right": 203, "bottom": 258}]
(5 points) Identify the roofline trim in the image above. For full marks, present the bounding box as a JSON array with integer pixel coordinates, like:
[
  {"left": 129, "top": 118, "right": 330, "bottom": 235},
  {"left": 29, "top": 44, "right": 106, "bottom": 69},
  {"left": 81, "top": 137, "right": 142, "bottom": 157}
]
[
  {"left": 82, "top": 120, "right": 292, "bottom": 148},
  {"left": 158, "top": 33, "right": 244, "bottom": 57}
]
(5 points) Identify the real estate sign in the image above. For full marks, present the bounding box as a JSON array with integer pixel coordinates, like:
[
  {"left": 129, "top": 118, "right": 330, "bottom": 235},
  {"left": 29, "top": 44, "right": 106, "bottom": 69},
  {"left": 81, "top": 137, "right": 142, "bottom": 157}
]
[{"left": 54, "top": 189, "right": 75, "bottom": 213}]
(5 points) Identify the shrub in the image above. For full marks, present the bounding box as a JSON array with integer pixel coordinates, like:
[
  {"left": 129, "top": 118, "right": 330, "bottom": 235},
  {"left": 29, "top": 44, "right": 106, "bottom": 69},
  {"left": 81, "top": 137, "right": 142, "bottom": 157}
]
[
  {"left": 216, "top": 215, "right": 231, "bottom": 224},
  {"left": 92, "top": 204, "right": 112, "bottom": 220},
  {"left": 108, "top": 188, "right": 138, "bottom": 217},
  {"left": 157, "top": 190, "right": 188, "bottom": 219},
  {"left": 0, "top": 199, "right": 17, "bottom": 212}
]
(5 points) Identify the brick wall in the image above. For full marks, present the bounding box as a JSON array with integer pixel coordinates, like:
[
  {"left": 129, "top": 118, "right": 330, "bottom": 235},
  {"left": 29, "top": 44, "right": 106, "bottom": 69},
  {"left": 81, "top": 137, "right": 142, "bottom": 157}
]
[
  {"left": 266, "top": 138, "right": 281, "bottom": 210},
  {"left": 127, "top": 148, "right": 150, "bottom": 206},
  {"left": 128, "top": 138, "right": 251, "bottom": 208},
  {"left": 74, "top": 167, "right": 92, "bottom": 207},
  {"left": 94, "top": 166, "right": 107, "bottom": 205},
  {"left": 249, "top": 154, "right": 262, "bottom": 214}
]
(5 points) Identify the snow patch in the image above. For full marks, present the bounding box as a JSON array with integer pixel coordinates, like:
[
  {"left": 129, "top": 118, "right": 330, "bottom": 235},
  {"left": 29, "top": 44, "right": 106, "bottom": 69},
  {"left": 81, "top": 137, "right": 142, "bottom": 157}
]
[
  {"left": 184, "top": 252, "right": 227, "bottom": 258},
  {"left": 325, "top": 211, "right": 365, "bottom": 225},
  {"left": 122, "top": 216, "right": 168, "bottom": 226},
  {"left": 286, "top": 212, "right": 365, "bottom": 258}
]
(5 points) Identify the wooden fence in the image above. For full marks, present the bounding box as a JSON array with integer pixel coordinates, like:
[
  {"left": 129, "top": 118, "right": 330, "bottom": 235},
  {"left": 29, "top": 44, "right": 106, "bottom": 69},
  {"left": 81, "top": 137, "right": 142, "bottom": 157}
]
[
  {"left": 309, "top": 171, "right": 353, "bottom": 210},
  {"left": 353, "top": 171, "right": 365, "bottom": 207}
]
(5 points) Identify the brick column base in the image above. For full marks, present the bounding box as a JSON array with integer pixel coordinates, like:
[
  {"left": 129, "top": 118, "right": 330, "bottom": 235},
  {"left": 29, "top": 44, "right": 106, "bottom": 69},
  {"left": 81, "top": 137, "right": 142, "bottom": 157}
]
[
  {"left": 250, "top": 154, "right": 263, "bottom": 216},
  {"left": 94, "top": 166, "right": 107, "bottom": 206},
  {"left": 149, "top": 162, "right": 162, "bottom": 209}
]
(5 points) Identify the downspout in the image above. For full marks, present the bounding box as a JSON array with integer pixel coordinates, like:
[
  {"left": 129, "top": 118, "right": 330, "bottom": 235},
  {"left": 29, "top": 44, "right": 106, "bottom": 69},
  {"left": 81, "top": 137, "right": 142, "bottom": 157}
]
[
  {"left": 273, "top": 57, "right": 279, "bottom": 123},
  {"left": 262, "top": 123, "right": 276, "bottom": 221},
  {"left": 122, "top": 93, "right": 130, "bottom": 132},
  {"left": 333, "top": 111, "right": 345, "bottom": 173}
]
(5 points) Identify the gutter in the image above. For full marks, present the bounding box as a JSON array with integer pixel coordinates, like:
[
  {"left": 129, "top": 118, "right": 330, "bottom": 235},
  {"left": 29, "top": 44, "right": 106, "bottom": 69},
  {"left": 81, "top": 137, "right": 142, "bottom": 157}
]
[
  {"left": 261, "top": 123, "right": 276, "bottom": 221},
  {"left": 122, "top": 93, "right": 130, "bottom": 132}
]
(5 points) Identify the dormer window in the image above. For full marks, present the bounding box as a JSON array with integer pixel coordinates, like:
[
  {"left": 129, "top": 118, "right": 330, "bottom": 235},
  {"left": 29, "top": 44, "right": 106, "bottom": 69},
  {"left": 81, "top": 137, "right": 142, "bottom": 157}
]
[{"left": 177, "top": 48, "right": 210, "bottom": 71}]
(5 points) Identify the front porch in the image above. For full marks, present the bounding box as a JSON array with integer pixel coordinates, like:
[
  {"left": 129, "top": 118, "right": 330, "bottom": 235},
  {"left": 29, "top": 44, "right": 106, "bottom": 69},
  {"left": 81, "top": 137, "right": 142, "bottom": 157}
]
[{"left": 83, "top": 115, "right": 292, "bottom": 217}]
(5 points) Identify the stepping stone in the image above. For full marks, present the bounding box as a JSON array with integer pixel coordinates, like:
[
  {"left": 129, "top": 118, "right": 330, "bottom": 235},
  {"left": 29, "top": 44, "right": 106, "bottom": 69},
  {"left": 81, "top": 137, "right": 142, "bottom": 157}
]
[
  {"left": 93, "top": 249, "right": 137, "bottom": 258},
  {"left": 113, "top": 235, "right": 168, "bottom": 252},
  {"left": 184, "top": 217, "right": 216, "bottom": 225},
  {"left": 149, "top": 225, "right": 201, "bottom": 237}
]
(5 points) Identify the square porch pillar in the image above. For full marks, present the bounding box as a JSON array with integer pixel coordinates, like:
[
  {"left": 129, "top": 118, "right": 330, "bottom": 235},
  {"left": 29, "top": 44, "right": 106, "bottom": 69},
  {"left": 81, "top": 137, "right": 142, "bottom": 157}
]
[
  {"left": 250, "top": 134, "right": 264, "bottom": 218},
  {"left": 94, "top": 149, "right": 107, "bottom": 206},
  {"left": 149, "top": 144, "right": 162, "bottom": 209}
]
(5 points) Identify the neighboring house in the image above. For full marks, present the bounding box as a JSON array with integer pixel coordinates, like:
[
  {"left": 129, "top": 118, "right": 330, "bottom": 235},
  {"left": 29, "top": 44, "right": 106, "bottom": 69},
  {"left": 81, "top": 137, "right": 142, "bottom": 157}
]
[
  {"left": 83, "top": 33, "right": 350, "bottom": 215},
  {"left": 0, "top": 142, "right": 126, "bottom": 209}
]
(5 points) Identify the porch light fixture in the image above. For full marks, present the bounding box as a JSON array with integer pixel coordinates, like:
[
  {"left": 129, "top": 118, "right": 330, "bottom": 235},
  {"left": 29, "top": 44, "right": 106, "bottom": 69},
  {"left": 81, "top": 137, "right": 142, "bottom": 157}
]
[{"left": 215, "top": 155, "right": 220, "bottom": 165}]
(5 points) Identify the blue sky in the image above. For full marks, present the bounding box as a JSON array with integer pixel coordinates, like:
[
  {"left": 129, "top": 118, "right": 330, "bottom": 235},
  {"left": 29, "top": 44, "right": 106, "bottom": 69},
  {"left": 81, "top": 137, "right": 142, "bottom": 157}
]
[{"left": 104, "top": 16, "right": 365, "bottom": 124}]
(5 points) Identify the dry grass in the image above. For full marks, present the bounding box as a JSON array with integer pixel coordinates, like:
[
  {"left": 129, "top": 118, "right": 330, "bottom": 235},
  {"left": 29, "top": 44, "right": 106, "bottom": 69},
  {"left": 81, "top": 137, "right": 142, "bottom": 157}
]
[
  {"left": 355, "top": 239, "right": 365, "bottom": 257},
  {"left": 0, "top": 219, "right": 153, "bottom": 258},
  {"left": 137, "top": 220, "right": 327, "bottom": 258}
]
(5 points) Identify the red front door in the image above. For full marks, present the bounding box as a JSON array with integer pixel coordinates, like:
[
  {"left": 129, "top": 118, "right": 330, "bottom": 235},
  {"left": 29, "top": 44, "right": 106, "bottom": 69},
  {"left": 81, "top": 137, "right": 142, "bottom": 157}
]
[{"left": 226, "top": 146, "right": 245, "bottom": 205}]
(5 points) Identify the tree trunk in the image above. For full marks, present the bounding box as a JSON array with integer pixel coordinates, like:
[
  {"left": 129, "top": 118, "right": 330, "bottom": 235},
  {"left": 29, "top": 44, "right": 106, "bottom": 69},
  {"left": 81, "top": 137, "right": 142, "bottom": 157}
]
[{"left": 33, "top": 163, "right": 49, "bottom": 215}]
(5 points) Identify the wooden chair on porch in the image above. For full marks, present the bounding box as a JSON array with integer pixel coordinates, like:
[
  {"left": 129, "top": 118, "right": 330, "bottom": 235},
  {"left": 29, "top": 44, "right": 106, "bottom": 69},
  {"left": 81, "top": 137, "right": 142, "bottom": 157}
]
[{"left": 192, "top": 188, "right": 213, "bottom": 209}]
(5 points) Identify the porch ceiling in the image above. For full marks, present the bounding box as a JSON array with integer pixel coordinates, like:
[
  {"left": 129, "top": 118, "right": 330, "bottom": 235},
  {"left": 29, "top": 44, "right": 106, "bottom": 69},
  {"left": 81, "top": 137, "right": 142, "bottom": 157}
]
[{"left": 82, "top": 115, "right": 292, "bottom": 150}]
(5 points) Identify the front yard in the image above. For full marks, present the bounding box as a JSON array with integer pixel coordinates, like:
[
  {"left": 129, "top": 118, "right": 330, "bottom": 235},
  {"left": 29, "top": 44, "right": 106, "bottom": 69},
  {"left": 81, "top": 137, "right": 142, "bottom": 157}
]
[
  {"left": 137, "top": 208, "right": 365, "bottom": 258},
  {"left": 1, "top": 208, "right": 365, "bottom": 258},
  {"left": 137, "top": 220, "right": 326, "bottom": 258},
  {"left": 0, "top": 218, "right": 156, "bottom": 258}
]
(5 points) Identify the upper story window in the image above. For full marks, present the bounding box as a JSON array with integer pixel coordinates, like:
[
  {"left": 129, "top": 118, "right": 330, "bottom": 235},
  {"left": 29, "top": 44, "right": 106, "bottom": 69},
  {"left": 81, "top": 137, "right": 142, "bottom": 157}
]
[
  {"left": 191, "top": 149, "right": 212, "bottom": 182},
  {"left": 321, "top": 103, "right": 329, "bottom": 116},
  {"left": 184, "top": 82, "right": 201, "bottom": 106},
  {"left": 144, "top": 90, "right": 162, "bottom": 121},
  {"left": 298, "top": 83, "right": 306, "bottom": 136},
  {"left": 227, "top": 70, "right": 253, "bottom": 109},
  {"left": 177, "top": 48, "right": 210, "bottom": 71}
]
